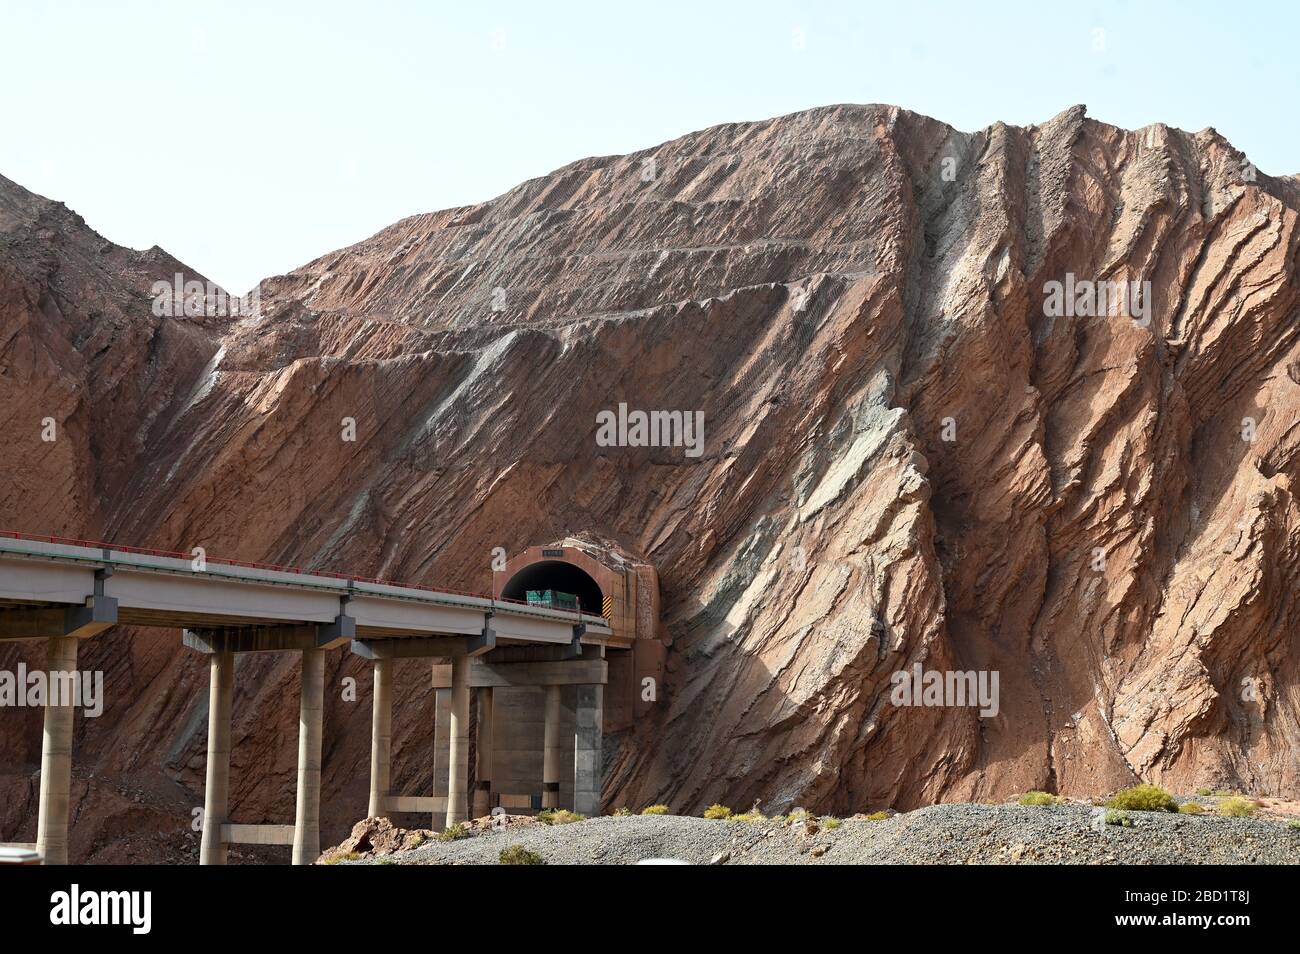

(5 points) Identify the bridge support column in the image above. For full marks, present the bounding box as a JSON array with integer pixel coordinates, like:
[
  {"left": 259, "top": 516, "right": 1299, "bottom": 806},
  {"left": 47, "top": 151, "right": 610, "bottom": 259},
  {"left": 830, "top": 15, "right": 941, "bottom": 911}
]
[
  {"left": 542, "top": 684, "right": 562, "bottom": 810},
  {"left": 473, "top": 687, "right": 494, "bottom": 817},
  {"left": 431, "top": 687, "right": 450, "bottom": 829},
  {"left": 35, "top": 635, "right": 78, "bottom": 865},
  {"left": 292, "top": 648, "right": 324, "bottom": 865},
  {"left": 574, "top": 685, "right": 603, "bottom": 817},
  {"left": 200, "top": 651, "right": 234, "bottom": 865},
  {"left": 368, "top": 658, "right": 392, "bottom": 819},
  {"left": 445, "top": 654, "right": 470, "bottom": 827}
]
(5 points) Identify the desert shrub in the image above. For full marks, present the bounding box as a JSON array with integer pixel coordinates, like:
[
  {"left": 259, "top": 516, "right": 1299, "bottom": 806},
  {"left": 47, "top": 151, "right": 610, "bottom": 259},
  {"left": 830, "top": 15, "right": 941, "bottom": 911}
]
[
  {"left": 865, "top": 811, "right": 890, "bottom": 821},
  {"left": 536, "top": 809, "right": 585, "bottom": 825},
  {"left": 1106, "top": 784, "right": 1178, "bottom": 813},
  {"left": 612, "top": 807, "right": 632, "bottom": 817},
  {"left": 1019, "top": 791, "right": 1059, "bottom": 807},
  {"left": 731, "top": 811, "right": 766, "bottom": 822},
  {"left": 374, "top": 856, "right": 395, "bottom": 865},
  {"left": 1104, "top": 809, "right": 1133, "bottom": 827},
  {"left": 1218, "top": 796, "right": 1256, "bottom": 818},
  {"left": 499, "top": 844, "right": 544, "bottom": 865},
  {"left": 822, "top": 816, "right": 842, "bottom": 830},
  {"left": 703, "top": 804, "right": 733, "bottom": 820},
  {"left": 323, "top": 851, "right": 361, "bottom": 865},
  {"left": 1286, "top": 820, "right": 1300, "bottom": 831},
  {"left": 438, "top": 823, "right": 471, "bottom": 841},
  {"left": 1196, "top": 787, "right": 1212, "bottom": 796},
  {"left": 408, "top": 833, "right": 425, "bottom": 848},
  {"left": 640, "top": 804, "right": 669, "bottom": 816},
  {"left": 1178, "top": 802, "right": 1204, "bottom": 814}
]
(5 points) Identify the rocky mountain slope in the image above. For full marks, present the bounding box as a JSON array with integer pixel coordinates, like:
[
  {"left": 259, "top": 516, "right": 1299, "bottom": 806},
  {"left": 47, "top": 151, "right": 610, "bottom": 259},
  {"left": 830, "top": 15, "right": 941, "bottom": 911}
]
[{"left": 2, "top": 104, "right": 1299, "bottom": 861}]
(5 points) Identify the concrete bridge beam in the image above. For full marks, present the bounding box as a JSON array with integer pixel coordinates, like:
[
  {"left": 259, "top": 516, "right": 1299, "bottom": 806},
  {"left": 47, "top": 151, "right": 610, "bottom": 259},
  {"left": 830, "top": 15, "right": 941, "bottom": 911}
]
[
  {"left": 200, "top": 651, "right": 234, "bottom": 865},
  {"left": 292, "top": 648, "right": 325, "bottom": 865}
]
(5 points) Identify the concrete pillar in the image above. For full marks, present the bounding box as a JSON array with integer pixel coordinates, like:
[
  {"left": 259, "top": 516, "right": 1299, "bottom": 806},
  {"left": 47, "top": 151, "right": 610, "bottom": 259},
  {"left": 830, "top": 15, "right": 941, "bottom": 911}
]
[
  {"left": 573, "top": 685, "right": 603, "bottom": 816},
  {"left": 473, "top": 687, "right": 494, "bottom": 817},
  {"left": 35, "top": 635, "right": 78, "bottom": 865},
  {"left": 292, "top": 648, "right": 325, "bottom": 865},
  {"left": 445, "top": 654, "right": 470, "bottom": 827},
  {"left": 368, "top": 658, "right": 392, "bottom": 819},
  {"left": 542, "top": 684, "right": 562, "bottom": 810},
  {"left": 431, "top": 687, "right": 450, "bottom": 830},
  {"left": 200, "top": 651, "right": 234, "bottom": 865}
]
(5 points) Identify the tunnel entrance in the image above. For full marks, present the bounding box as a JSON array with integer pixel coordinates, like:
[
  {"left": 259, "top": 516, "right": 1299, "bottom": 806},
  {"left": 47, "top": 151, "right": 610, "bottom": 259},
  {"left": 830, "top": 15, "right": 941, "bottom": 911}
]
[
  {"left": 494, "top": 539, "right": 665, "bottom": 731},
  {"left": 500, "top": 560, "right": 604, "bottom": 616}
]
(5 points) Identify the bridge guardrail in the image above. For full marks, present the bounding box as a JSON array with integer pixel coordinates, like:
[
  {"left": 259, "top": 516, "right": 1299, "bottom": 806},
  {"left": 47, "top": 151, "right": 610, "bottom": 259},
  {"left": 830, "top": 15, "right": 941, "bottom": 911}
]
[{"left": 0, "top": 529, "right": 609, "bottom": 629}]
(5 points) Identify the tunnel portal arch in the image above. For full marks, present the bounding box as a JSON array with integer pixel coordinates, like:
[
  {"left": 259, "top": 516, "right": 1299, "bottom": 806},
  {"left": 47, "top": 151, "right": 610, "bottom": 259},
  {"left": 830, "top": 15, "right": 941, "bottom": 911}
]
[
  {"left": 493, "top": 538, "right": 666, "bottom": 734},
  {"left": 500, "top": 560, "right": 604, "bottom": 615}
]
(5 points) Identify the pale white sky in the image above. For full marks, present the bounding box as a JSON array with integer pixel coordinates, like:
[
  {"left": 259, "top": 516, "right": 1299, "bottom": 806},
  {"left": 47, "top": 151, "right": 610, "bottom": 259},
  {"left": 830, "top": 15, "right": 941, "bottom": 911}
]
[{"left": 3, "top": 0, "right": 1296, "bottom": 294}]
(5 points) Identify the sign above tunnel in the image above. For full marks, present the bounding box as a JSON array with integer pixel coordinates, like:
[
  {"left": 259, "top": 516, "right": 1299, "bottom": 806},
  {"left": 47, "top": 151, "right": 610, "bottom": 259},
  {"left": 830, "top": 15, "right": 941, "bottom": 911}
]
[{"left": 541, "top": 548, "right": 566, "bottom": 558}]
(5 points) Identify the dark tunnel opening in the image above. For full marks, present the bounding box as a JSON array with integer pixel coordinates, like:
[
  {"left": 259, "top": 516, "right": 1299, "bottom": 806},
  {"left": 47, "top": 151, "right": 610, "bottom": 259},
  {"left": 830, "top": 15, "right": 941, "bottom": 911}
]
[{"left": 501, "top": 561, "right": 603, "bottom": 614}]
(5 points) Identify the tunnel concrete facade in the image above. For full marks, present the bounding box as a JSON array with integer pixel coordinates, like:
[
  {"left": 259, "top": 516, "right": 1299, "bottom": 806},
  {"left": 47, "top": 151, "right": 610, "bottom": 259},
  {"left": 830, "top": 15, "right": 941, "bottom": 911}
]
[
  {"left": 494, "top": 538, "right": 666, "bottom": 733},
  {"left": 429, "top": 537, "right": 670, "bottom": 817}
]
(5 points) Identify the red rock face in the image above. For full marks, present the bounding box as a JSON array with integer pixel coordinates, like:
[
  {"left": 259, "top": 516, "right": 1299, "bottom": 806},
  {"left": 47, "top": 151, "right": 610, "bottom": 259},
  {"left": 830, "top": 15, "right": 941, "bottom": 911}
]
[{"left": 2, "top": 104, "right": 1299, "bottom": 860}]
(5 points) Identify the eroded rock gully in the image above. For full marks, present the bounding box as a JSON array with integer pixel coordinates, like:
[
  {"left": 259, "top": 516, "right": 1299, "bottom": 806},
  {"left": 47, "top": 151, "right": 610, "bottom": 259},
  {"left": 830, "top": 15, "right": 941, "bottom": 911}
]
[{"left": 1, "top": 103, "right": 1298, "bottom": 861}]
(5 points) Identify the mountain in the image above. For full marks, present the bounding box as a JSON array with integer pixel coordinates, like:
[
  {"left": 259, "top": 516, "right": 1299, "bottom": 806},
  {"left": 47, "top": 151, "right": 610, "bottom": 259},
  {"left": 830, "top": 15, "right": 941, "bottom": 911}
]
[{"left": 2, "top": 103, "right": 1299, "bottom": 861}]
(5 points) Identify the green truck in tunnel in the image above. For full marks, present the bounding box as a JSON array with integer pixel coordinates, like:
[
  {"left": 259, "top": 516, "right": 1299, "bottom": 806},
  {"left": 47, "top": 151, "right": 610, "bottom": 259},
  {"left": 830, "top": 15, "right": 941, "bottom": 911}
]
[{"left": 525, "top": 589, "right": 580, "bottom": 611}]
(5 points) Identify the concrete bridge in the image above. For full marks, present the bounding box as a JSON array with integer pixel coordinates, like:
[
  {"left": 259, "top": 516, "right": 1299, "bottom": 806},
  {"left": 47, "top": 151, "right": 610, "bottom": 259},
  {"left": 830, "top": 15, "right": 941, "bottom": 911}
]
[{"left": 0, "top": 531, "right": 659, "bottom": 864}]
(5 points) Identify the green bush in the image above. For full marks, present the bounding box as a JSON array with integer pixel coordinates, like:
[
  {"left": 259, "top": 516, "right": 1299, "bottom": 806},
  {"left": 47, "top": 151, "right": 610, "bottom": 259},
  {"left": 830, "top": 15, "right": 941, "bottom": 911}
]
[
  {"left": 611, "top": 806, "right": 632, "bottom": 817},
  {"left": 865, "top": 811, "right": 890, "bottom": 821},
  {"left": 536, "top": 809, "right": 585, "bottom": 825},
  {"left": 822, "top": 816, "right": 842, "bottom": 830},
  {"left": 640, "top": 804, "right": 669, "bottom": 815},
  {"left": 1218, "top": 796, "right": 1256, "bottom": 818},
  {"left": 1104, "top": 809, "right": 1133, "bottom": 827},
  {"left": 1286, "top": 820, "right": 1300, "bottom": 831},
  {"left": 438, "top": 823, "right": 471, "bottom": 841},
  {"left": 1019, "top": 791, "right": 1059, "bottom": 807},
  {"left": 408, "top": 833, "right": 425, "bottom": 848},
  {"left": 731, "top": 810, "right": 766, "bottom": 822},
  {"left": 703, "top": 804, "right": 733, "bottom": 820},
  {"left": 1177, "top": 802, "right": 1204, "bottom": 814},
  {"left": 323, "top": 851, "right": 361, "bottom": 865},
  {"left": 499, "top": 844, "right": 544, "bottom": 865},
  {"left": 1196, "top": 787, "right": 1212, "bottom": 796},
  {"left": 374, "top": 856, "right": 395, "bottom": 865},
  {"left": 1105, "top": 784, "right": 1178, "bottom": 813}
]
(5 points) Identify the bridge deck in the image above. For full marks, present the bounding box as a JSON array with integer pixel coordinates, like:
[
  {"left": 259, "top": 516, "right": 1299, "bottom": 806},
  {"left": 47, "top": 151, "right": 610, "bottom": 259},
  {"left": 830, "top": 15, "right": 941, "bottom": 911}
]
[{"left": 0, "top": 531, "right": 619, "bottom": 648}]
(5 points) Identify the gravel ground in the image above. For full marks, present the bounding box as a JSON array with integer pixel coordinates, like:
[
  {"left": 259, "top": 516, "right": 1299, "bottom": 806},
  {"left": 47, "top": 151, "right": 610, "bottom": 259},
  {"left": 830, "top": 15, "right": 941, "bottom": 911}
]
[{"left": 341, "top": 804, "right": 1300, "bottom": 865}]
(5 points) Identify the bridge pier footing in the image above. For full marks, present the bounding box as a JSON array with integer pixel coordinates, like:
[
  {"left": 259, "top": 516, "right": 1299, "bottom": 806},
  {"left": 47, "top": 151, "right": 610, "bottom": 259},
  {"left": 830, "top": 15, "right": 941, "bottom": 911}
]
[
  {"left": 292, "top": 648, "right": 324, "bottom": 865},
  {"left": 368, "top": 658, "right": 392, "bottom": 820},
  {"left": 444, "top": 654, "right": 470, "bottom": 827},
  {"left": 200, "top": 651, "right": 233, "bottom": 865},
  {"left": 35, "top": 634, "right": 78, "bottom": 865}
]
